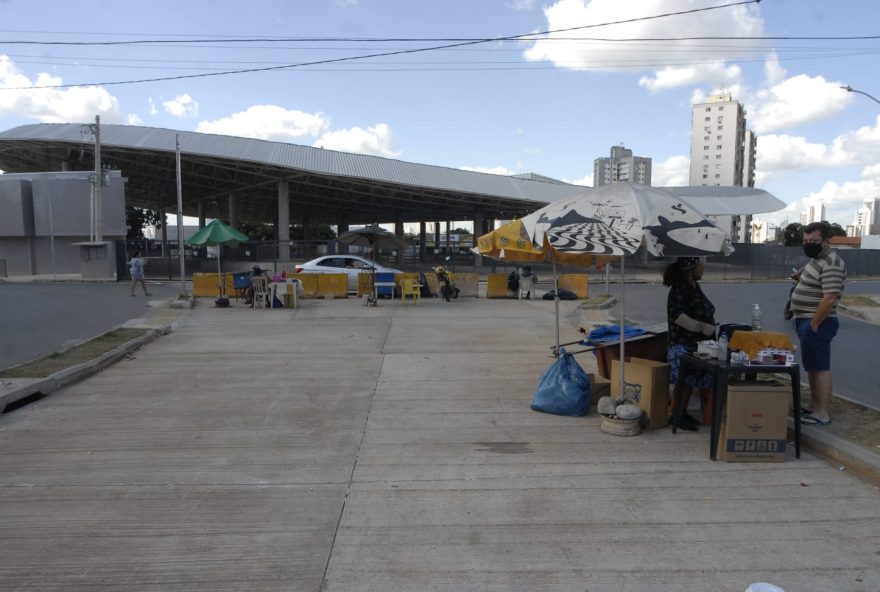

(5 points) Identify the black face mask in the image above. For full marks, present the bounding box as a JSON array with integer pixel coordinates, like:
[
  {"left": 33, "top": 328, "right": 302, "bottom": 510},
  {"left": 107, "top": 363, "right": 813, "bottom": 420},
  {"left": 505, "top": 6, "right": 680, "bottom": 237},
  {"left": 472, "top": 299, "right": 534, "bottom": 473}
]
[{"left": 803, "top": 243, "right": 823, "bottom": 258}]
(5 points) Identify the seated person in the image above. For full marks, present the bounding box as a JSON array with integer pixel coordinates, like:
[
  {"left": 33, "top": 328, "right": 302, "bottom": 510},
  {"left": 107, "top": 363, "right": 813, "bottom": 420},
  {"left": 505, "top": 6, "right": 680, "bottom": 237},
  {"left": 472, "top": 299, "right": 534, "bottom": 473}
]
[{"left": 519, "top": 266, "right": 537, "bottom": 299}]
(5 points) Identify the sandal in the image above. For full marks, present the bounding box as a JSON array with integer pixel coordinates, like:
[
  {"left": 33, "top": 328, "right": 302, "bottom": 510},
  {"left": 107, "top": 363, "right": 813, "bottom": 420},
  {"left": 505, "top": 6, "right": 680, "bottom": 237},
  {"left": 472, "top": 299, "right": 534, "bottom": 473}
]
[{"left": 800, "top": 415, "right": 831, "bottom": 427}]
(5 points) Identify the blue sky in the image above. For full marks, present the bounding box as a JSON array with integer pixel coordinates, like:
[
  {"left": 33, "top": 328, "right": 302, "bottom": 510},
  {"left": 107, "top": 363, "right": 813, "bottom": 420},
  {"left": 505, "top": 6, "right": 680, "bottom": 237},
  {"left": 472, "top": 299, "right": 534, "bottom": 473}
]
[{"left": 1, "top": 0, "right": 879, "bottom": 234}]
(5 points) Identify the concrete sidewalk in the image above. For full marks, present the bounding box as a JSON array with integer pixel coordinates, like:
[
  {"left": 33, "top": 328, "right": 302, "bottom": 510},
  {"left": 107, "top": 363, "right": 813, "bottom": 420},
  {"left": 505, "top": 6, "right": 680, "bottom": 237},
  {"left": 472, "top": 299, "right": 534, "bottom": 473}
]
[{"left": 1, "top": 297, "right": 879, "bottom": 591}]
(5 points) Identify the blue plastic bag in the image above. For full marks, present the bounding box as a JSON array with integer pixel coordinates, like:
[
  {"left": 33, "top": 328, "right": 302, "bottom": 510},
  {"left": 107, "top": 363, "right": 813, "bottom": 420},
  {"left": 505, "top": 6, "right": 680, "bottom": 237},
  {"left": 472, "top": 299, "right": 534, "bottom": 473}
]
[{"left": 531, "top": 348, "right": 592, "bottom": 416}]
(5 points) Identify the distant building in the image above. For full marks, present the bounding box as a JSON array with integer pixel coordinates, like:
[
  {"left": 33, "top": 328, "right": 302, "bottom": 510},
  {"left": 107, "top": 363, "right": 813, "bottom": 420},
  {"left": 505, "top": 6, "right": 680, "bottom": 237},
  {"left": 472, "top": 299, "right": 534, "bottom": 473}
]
[
  {"left": 800, "top": 203, "right": 826, "bottom": 225},
  {"left": 593, "top": 145, "right": 652, "bottom": 187},
  {"left": 852, "top": 197, "right": 880, "bottom": 236},
  {"left": 688, "top": 93, "right": 757, "bottom": 243}
]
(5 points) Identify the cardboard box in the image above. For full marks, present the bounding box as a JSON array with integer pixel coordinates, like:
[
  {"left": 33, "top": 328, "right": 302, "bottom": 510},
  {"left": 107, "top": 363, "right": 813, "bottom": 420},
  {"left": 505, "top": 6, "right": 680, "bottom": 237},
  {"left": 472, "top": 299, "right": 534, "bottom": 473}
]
[
  {"left": 719, "top": 380, "right": 788, "bottom": 463},
  {"left": 610, "top": 357, "right": 669, "bottom": 430}
]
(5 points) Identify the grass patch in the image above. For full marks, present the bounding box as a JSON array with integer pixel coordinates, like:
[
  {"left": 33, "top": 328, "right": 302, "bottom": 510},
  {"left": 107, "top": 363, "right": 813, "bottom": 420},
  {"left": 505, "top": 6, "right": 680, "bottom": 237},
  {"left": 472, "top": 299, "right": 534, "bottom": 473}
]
[
  {"left": 842, "top": 294, "right": 880, "bottom": 307},
  {"left": 0, "top": 328, "right": 149, "bottom": 379}
]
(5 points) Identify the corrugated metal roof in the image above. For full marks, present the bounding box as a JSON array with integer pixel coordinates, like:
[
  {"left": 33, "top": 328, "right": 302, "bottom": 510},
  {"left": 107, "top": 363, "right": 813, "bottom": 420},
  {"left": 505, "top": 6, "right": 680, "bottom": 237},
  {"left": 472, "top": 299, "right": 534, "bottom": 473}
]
[{"left": 0, "top": 123, "right": 582, "bottom": 203}]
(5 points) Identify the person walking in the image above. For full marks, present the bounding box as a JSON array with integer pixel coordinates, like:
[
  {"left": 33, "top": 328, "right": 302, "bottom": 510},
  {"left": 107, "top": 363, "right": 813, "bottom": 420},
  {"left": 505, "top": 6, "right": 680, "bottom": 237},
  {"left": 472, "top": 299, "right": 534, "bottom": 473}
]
[
  {"left": 663, "top": 256, "right": 717, "bottom": 431},
  {"left": 129, "top": 251, "right": 151, "bottom": 296},
  {"left": 790, "top": 221, "right": 846, "bottom": 427}
]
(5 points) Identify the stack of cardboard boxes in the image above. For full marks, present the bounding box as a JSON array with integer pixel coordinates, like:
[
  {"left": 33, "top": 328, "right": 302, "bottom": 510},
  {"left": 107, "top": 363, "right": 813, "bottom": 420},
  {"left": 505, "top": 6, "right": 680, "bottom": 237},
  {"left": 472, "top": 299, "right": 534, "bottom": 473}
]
[{"left": 607, "top": 358, "right": 789, "bottom": 462}]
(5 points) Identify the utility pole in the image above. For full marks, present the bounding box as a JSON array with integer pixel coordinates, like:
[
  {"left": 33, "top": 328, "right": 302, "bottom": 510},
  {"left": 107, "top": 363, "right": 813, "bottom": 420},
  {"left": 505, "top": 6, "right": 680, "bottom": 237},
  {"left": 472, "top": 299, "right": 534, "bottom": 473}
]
[
  {"left": 94, "top": 115, "right": 103, "bottom": 242},
  {"left": 176, "top": 134, "right": 187, "bottom": 294}
]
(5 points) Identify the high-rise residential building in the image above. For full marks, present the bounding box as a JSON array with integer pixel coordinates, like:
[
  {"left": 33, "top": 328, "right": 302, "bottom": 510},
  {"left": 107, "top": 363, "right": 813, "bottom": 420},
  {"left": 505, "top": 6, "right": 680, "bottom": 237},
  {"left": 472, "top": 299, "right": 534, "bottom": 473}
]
[
  {"left": 593, "top": 145, "right": 652, "bottom": 187},
  {"left": 800, "top": 203, "right": 826, "bottom": 225},
  {"left": 852, "top": 197, "right": 880, "bottom": 236},
  {"left": 689, "top": 93, "right": 757, "bottom": 242}
]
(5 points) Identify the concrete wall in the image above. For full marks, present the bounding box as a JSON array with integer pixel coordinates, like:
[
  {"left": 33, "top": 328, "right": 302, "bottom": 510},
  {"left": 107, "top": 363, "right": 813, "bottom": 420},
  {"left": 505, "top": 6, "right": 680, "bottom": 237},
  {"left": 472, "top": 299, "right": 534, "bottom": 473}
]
[{"left": 0, "top": 171, "right": 125, "bottom": 276}]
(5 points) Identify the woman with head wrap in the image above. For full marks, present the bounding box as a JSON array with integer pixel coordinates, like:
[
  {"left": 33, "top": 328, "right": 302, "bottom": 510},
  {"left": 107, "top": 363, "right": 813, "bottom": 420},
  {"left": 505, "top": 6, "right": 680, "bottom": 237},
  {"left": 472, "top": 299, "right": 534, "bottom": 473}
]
[{"left": 662, "top": 256, "right": 716, "bottom": 431}]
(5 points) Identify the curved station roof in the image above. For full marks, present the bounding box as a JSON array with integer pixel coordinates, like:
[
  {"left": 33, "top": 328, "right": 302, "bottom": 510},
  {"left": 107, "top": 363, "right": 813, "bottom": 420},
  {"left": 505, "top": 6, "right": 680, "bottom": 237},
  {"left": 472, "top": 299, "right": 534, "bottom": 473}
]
[{"left": 0, "top": 123, "right": 583, "bottom": 225}]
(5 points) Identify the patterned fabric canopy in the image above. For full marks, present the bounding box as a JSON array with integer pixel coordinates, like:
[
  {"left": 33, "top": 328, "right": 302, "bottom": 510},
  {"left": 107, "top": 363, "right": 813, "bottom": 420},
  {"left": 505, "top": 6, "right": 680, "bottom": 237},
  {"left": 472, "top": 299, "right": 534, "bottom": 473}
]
[{"left": 476, "top": 182, "right": 732, "bottom": 262}]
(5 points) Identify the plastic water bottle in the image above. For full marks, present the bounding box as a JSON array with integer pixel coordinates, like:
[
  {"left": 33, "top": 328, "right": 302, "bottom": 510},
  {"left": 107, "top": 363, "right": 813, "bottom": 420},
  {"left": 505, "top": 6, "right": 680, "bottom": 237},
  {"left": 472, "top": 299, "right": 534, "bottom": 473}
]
[
  {"left": 751, "top": 304, "right": 763, "bottom": 332},
  {"left": 718, "top": 334, "right": 728, "bottom": 361}
]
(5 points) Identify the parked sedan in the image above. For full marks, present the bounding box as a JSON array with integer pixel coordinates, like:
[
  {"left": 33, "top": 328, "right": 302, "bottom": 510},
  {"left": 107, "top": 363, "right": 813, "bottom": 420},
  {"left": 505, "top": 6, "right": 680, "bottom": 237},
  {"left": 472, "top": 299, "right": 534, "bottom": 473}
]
[{"left": 295, "top": 255, "right": 402, "bottom": 292}]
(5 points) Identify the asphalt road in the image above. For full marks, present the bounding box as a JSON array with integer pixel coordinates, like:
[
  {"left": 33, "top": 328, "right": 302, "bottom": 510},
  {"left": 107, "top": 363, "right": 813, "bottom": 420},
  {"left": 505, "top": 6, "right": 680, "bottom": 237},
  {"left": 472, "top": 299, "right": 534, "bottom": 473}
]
[
  {"left": 0, "top": 280, "right": 180, "bottom": 370},
  {"left": 602, "top": 278, "right": 880, "bottom": 411}
]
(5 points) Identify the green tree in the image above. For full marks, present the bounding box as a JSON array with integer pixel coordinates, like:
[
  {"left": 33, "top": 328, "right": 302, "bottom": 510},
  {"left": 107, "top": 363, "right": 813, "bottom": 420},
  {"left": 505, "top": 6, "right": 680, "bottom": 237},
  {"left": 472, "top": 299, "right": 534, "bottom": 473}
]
[
  {"left": 291, "top": 224, "right": 336, "bottom": 240},
  {"left": 239, "top": 221, "right": 275, "bottom": 240},
  {"left": 783, "top": 222, "right": 803, "bottom": 246},
  {"left": 829, "top": 222, "right": 847, "bottom": 237},
  {"left": 125, "top": 207, "right": 162, "bottom": 240}
]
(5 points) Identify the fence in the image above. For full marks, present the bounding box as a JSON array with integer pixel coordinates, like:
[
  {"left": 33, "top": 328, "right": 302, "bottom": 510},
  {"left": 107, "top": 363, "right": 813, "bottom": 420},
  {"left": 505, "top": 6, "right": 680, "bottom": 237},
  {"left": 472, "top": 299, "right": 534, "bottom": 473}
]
[{"left": 133, "top": 240, "right": 880, "bottom": 282}]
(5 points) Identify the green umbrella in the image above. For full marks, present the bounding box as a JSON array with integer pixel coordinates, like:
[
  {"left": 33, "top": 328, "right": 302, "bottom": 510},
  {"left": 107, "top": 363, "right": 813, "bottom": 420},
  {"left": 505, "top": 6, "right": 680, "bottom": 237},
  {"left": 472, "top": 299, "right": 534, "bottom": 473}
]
[{"left": 186, "top": 220, "right": 250, "bottom": 298}]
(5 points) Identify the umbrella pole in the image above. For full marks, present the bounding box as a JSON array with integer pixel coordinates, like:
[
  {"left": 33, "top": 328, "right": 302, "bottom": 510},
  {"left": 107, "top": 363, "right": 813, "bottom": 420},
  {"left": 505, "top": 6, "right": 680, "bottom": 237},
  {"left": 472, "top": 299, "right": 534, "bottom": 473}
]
[
  {"left": 619, "top": 255, "right": 625, "bottom": 399},
  {"left": 553, "top": 255, "right": 559, "bottom": 351},
  {"left": 217, "top": 247, "right": 224, "bottom": 298}
]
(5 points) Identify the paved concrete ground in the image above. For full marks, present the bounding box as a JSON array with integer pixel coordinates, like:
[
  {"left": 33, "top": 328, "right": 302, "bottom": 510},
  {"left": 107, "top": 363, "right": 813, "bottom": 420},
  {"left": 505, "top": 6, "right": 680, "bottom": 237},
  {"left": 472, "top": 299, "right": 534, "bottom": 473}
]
[{"left": 1, "top": 297, "right": 879, "bottom": 591}]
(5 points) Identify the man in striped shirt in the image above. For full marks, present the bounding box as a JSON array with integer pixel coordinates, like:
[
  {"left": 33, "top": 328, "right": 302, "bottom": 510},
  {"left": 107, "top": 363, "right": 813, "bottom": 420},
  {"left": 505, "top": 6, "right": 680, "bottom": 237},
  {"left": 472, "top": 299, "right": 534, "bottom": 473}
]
[{"left": 790, "top": 221, "right": 846, "bottom": 426}]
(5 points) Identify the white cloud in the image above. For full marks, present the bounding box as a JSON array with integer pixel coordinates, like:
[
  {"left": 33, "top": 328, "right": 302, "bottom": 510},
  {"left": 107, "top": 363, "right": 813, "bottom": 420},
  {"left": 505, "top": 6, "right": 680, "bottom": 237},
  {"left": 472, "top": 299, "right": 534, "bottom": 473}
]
[
  {"left": 652, "top": 155, "right": 690, "bottom": 186},
  {"left": 525, "top": 0, "right": 765, "bottom": 83},
  {"left": 508, "top": 0, "right": 537, "bottom": 10},
  {"left": 196, "top": 105, "right": 330, "bottom": 141},
  {"left": 772, "top": 179, "right": 879, "bottom": 228},
  {"left": 523, "top": 147, "right": 540, "bottom": 155},
  {"left": 460, "top": 165, "right": 518, "bottom": 176},
  {"left": 314, "top": 123, "right": 401, "bottom": 158},
  {"left": 756, "top": 116, "right": 880, "bottom": 179},
  {"left": 561, "top": 173, "right": 593, "bottom": 186},
  {"left": 148, "top": 98, "right": 158, "bottom": 116},
  {"left": 862, "top": 162, "right": 880, "bottom": 178},
  {"left": 749, "top": 74, "right": 851, "bottom": 133},
  {"left": 0, "top": 54, "right": 122, "bottom": 123},
  {"left": 162, "top": 94, "right": 199, "bottom": 118},
  {"left": 763, "top": 52, "right": 786, "bottom": 86},
  {"left": 641, "top": 62, "right": 741, "bottom": 93},
  {"left": 126, "top": 113, "right": 144, "bottom": 125}
]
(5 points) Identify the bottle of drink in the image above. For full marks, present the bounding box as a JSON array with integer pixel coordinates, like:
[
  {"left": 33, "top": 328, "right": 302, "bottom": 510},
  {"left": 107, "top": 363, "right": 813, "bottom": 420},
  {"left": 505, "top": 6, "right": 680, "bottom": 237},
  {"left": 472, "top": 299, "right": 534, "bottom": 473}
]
[
  {"left": 751, "top": 304, "right": 763, "bottom": 332},
  {"left": 718, "top": 334, "right": 728, "bottom": 361}
]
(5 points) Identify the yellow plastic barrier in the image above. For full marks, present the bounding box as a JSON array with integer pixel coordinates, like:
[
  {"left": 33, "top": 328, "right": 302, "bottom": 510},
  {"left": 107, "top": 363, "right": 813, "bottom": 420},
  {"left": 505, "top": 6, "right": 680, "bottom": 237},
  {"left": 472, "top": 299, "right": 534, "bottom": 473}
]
[
  {"left": 486, "top": 273, "right": 513, "bottom": 298},
  {"left": 297, "top": 274, "right": 319, "bottom": 298},
  {"left": 318, "top": 273, "right": 348, "bottom": 298},
  {"left": 558, "top": 273, "right": 589, "bottom": 299},
  {"left": 357, "top": 272, "right": 373, "bottom": 297},
  {"left": 455, "top": 272, "right": 479, "bottom": 297},
  {"left": 191, "top": 272, "right": 235, "bottom": 298}
]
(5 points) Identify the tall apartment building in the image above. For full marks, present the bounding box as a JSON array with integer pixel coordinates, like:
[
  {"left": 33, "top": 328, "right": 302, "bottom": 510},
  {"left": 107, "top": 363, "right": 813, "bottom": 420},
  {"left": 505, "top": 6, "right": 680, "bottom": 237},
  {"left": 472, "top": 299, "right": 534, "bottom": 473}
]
[
  {"left": 593, "top": 145, "right": 652, "bottom": 187},
  {"left": 800, "top": 203, "right": 826, "bottom": 225},
  {"left": 688, "top": 93, "right": 757, "bottom": 242},
  {"left": 852, "top": 197, "right": 880, "bottom": 236}
]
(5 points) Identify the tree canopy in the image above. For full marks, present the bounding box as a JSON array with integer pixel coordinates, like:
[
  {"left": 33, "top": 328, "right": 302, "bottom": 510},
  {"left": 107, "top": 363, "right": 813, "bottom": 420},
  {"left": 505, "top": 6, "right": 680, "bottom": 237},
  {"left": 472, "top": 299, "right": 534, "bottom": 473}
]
[{"left": 125, "top": 207, "right": 162, "bottom": 240}]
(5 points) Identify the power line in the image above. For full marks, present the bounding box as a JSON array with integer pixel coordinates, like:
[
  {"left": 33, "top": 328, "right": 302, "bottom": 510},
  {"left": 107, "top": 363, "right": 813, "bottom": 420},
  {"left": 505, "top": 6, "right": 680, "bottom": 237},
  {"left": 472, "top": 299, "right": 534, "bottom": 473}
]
[{"left": 0, "top": 0, "right": 762, "bottom": 90}]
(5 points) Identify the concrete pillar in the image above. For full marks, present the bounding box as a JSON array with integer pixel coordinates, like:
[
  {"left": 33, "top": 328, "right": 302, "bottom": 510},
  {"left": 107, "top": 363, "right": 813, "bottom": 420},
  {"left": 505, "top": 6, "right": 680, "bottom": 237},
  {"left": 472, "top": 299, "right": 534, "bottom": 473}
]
[
  {"left": 395, "top": 218, "right": 404, "bottom": 266},
  {"left": 434, "top": 221, "right": 441, "bottom": 261},
  {"left": 197, "top": 201, "right": 206, "bottom": 228},
  {"left": 419, "top": 221, "right": 427, "bottom": 262},
  {"left": 445, "top": 220, "right": 451, "bottom": 262},
  {"left": 228, "top": 193, "right": 237, "bottom": 228},
  {"left": 473, "top": 212, "right": 484, "bottom": 267},
  {"left": 160, "top": 210, "right": 168, "bottom": 257},
  {"left": 277, "top": 181, "right": 290, "bottom": 261},
  {"left": 337, "top": 217, "right": 349, "bottom": 254},
  {"left": 302, "top": 216, "right": 311, "bottom": 260},
  {"left": 61, "top": 160, "right": 70, "bottom": 172}
]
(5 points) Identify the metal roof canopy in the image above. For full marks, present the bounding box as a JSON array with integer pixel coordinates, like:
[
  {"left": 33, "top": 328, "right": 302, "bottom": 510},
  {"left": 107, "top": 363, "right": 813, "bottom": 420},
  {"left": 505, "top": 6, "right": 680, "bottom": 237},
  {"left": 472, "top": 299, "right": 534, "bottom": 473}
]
[{"left": 0, "top": 123, "right": 584, "bottom": 226}]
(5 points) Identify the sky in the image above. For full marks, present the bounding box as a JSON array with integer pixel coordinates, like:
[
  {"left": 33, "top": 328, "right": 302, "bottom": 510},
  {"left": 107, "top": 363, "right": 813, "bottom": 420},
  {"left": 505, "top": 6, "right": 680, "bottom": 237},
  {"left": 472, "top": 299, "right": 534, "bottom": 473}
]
[{"left": 1, "top": 0, "right": 879, "bottom": 235}]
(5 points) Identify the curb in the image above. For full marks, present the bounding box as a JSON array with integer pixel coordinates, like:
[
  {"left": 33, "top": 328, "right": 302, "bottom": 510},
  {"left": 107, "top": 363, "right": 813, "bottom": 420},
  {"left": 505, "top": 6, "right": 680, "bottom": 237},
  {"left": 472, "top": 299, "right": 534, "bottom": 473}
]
[
  {"left": 789, "top": 417, "right": 880, "bottom": 485},
  {"left": 0, "top": 317, "right": 179, "bottom": 413}
]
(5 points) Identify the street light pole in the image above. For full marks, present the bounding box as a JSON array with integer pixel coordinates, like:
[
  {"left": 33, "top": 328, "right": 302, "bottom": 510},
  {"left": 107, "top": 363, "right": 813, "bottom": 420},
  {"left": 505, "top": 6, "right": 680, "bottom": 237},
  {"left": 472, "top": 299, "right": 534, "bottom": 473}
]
[{"left": 841, "top": 85, "right": 880, "bottom": 105}]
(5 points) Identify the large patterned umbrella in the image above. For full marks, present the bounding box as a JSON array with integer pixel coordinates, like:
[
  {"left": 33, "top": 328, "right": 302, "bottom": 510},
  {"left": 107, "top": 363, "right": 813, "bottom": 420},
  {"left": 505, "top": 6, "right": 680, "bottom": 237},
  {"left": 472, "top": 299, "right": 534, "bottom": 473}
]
[
  {"left": 478, "top": 182, "right": 732, "bottom": 262},
  {"left": 476, "top": 182, "right": 732, "bottom": 398},
  {"left": 186, "top": 219, "right": 250, "bottom": 298}
]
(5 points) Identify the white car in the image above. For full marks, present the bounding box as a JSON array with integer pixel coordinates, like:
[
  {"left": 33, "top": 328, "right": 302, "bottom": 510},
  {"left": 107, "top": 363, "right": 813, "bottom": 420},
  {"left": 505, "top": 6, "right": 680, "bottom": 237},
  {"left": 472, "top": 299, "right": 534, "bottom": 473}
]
[{"left": 295, "top": 255, "right": 402, "bottom": 292}]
